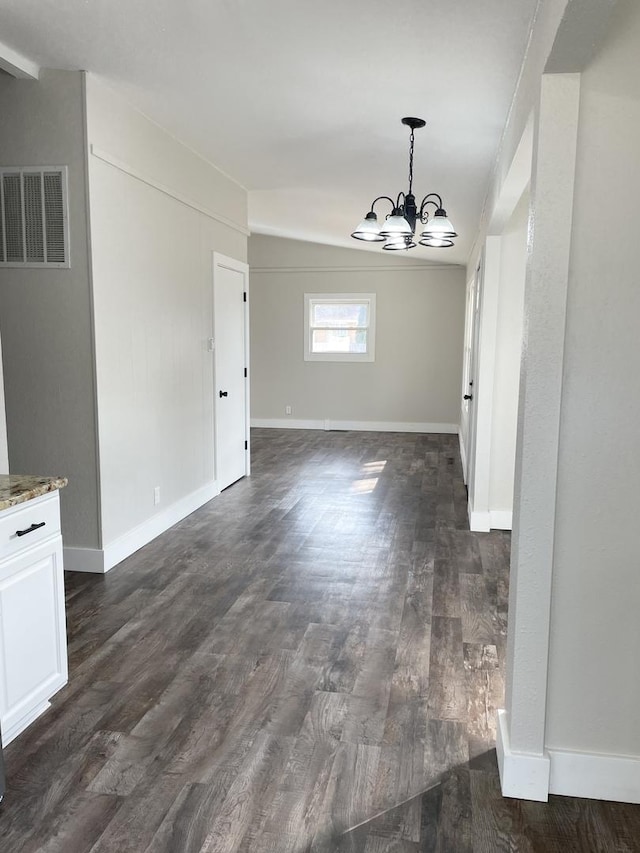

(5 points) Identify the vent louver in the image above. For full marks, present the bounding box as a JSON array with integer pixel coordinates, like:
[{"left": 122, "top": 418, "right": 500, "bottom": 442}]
[{"left": 0, "top": 167, "right": 69, "bottom": 268}]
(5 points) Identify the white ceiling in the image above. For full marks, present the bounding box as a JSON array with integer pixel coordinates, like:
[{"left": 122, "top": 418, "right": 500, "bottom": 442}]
[{"left": 0, "top": 0, "right": 539, "bottom": 264}]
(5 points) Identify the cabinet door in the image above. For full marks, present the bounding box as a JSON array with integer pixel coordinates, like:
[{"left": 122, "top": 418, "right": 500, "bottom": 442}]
[{"left": 0, "top": 537, "right": 67, "bottom": 744}]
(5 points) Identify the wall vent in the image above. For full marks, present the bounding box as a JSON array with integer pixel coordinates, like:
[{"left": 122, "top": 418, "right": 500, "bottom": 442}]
[{"left": 0, "top": 166, "right": 69, "bottom": 268}]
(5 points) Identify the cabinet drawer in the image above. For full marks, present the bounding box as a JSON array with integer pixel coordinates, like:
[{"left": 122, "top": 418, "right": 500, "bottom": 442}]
[
  {"left": 0, "top": 492, "right": 61, "bottom": 563},
  {"left": 0, "top": 535, "right": 67, "bottom": 744}
]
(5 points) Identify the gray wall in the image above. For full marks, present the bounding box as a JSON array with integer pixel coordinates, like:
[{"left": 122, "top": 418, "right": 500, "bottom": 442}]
[
  {"left": 85, "top": 75, "right": 248, "bottom": 546},
  {"left": 249, "top": 235, "right": 465, "bottom": 428},
  {"left": 490, "top": 189, "right": 528, "bottom": 512},
  {"left": 0, "top": 70, "right": 249, "bottom": 557},
  {"left": 546, "top": 0, "right": 640, "bottom": 756},
  {"left": 0, "top": 70, "right": 100, "bottom": 547}
]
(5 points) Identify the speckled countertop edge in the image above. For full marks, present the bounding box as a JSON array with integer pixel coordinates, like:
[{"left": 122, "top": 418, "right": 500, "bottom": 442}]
[{"left": 0, "top": 475, "right": 68, "bottom": 512}]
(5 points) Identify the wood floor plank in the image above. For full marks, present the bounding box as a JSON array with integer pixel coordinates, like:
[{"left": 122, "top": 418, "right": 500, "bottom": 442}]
[
  {"left": 2, "top": 429, "right": 639, "bottom": 852},
  {"left": 22, "top": 791, "right": 122, "bottom": 853},
  {"left": 465, "top": 645, "right": 504, "bottom": 760},
  {"left": 143, "top": 777, "right": 235, "bottom": 853},
  {"left": 427, "top": 616, "right": 467, "bottom": 721},
  {"left": 197, "top": 730, "right": 294, "bottom": 853},
  {"left": 436, "top": 766, "right": 473, "bottom": 853},
  {"left": 432, "top": 531, "right": 461, "bottom": 618},
  {"left": 341, "top": 629, "right": 397, "bottom": 746},
  {"left": 460, "top": 574, "right": 496, "bottom": 644},
  {"left": 317, "top": 741, "right": 381, "bottom": 839}
]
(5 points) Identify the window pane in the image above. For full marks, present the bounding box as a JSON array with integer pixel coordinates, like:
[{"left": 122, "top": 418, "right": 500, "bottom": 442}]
[
  {"left": 311, "top": 328, "right": 368, "bottom": 353},
  {"left": 312, "top": 302, "right": 368, "bottom": 328}
]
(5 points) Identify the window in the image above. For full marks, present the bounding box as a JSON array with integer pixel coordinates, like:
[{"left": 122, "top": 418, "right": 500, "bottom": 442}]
[
  {"left": 0, "top": 167, "right": 69, "bottom": 268},
  {"left": 304, "top": 293, "right": 376, "bottom": 362}
]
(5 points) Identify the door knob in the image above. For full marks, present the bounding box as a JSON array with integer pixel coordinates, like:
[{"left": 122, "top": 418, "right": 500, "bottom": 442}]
[
  {"left": 219, "top": 390, "right": 228, "bottom": 398},
  {"left": 464, "top": 394, "right": 473, "bottom": 401}
]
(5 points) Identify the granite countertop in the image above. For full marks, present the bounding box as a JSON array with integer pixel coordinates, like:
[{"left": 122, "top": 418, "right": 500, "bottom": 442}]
[{"left": 0, "top": 475, "right": 68, "bottom": 512}]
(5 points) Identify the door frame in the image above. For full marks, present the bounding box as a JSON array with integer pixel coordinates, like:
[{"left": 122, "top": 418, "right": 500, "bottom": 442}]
[
  {"left": 459, "top": 266, "right": 478, "bottom": 483},
  {"left": 212, "top": 252, "right": 251, "bottom": 487},
  {"left": 466, "top": 255, "right": 484, "bottom": 505}
]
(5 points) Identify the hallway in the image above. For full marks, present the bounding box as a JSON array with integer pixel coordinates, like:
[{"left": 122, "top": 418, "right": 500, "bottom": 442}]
[{"left": 1, "top": 430, "right": 638, "bottom": 851}]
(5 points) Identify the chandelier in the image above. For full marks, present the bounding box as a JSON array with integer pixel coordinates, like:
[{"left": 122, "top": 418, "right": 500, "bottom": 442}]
[{"left": 351, "top": 117, "right": 457, "bottom": 251}]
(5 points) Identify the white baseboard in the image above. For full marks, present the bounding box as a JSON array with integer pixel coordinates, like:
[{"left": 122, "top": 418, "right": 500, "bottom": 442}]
[
  {"left": 469, "top": 509, "right": 491, "bottom": 532},
  {"left": 497, "top": 709, "right": 640, "bottom": 804},
  {"left": 251, "top": 418, "right": 459, "bottom": 434},
  {"left": 64, "top": 481, "right": 219, "bottom": 574},
  {"left": 458, "top": 431, "right": 468, "bottom": 484},
  {"left": 468, "top": 509, "right": 513, "bottom": 531},
  {"left": 490, "top": 510, "right": 513, "bottom": 530},
  {"left": 251, "top": 417, "right": 325, "bottom": 430},
  {"left": 549, "top": 747, "right": 640, "bottom": 804},
  {"left": 496, "top": 709, "right": 550, "bottom": 802},
  {"left": 63, "top": 546, "right": 108, "bottom": 574}
]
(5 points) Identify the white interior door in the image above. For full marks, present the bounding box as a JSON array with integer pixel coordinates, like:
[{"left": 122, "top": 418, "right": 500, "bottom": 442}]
[
  {"left": 213, "top": 253, "right": 250, "bottom": 491},
  {"left": 460, "top": 274, "right": 475, "bottom": 482},
  {"left": 466, "top": 258, "right": 483, "bottom": 506}
]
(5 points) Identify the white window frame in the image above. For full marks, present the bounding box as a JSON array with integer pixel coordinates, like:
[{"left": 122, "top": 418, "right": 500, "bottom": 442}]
[{"left": 304, "top": 293, "right": 376, "bottom": 362}]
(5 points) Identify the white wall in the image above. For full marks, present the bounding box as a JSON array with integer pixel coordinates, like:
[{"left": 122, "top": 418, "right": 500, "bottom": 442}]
[
  {"left": 249, "top": 235, "right": 465, "bottom": 431},
  {"left": 85, "top": 75, "right": 248, "bottom": 547},
  {"left": 467, "top": 0, "right": 571, "bottom": 277},
  {"left": 546, "top": 0, "right": 640, "bottom": 760},
  {"left": 484, "top": 0, "right": 640, "bottom": 804},
  {"left": 0, "top": 70, "right": 100, "bottom": 547},
  {"left": 0, "top": 70, "right": 249, "bottom": 566},
  {"left": 464, "top": 183, "right": 530, "bottom": 534},
  {"left": 489, "top": 190, "right": 528, "bottom": 515}
]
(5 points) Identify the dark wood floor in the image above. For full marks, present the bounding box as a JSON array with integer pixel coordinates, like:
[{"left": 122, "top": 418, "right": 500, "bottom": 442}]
[{"left": 1, "top": 429, "right": 639, "bottom": 852}]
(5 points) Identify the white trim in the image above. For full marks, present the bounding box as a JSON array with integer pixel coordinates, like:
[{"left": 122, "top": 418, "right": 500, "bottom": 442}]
[
  {"left": 250, "top": 264, "right": 464, "bottom": 274},
  {"left": 104, "top": 481, "right": 219, "bottom": 571},
  {"left": 469, "top": 508, "right": 513, "bottom": 532},
  {"left": 469, "top": 509, "right": 491, "bottom": 532},
  {"left": 470, "top": 237, "right": 500, "bottom": 519},
  {"left": 63, "top": 546, "right": 107, "bottom": 574},
  {"left": 490, "top": 510, "right": 513, "bottom": 530},
  {"left": 504, "top": 73, "right": 582, "bottom": 762},
  {"left": 0, "top": 39, "right": 40, "bottom": 80},
  {"left": 252, "top": 418, "right": 325, "bottom": 430},
  {"left": 458, "top": 429, "right": 468, "bottom": 484},
  {"left": 497, "top": 709, "right": 550, "bottom": 802},
  {"left": 304, "top": 292, "right": 376, "bottom": 363},
  {"left": 251, "top": 418, "right": 459, "bottom": 434},
  {"left": 90, "top": 145, "right": 250, "bottom": 237},
  {"left": 64, "top": 482, "right": 219, "bottom": 574},
  {"left": 213, "top": 252, "right": 251, "bottom": 486},
  {"left": 548, "top": 748, "right": 640, "bottom": 804},
  {"left": 81, "top": 72, "right": 104, "bottom": 554},
  {"left": 2, "top": 700, "right": 50, "bottom": 746}
]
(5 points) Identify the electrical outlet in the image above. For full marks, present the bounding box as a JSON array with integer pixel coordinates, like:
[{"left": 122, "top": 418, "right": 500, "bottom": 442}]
[
  {"left": 285, "top": 405, "right": 292, "bottom": 415},
  {"left": 154, "top": 486, "right": 161, "bottom": 505}
]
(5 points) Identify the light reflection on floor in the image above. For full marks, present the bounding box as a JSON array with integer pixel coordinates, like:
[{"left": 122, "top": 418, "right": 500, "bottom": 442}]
[{"left": 350, "top": 460, "right": 387, "bottom": 495}]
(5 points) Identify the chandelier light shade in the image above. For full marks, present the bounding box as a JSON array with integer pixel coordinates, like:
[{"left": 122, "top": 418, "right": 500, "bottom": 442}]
[
  {"left": 379, "top": 209, "right": 413, "bottom": 238},
  {"left": 383, "top": 236, "right": 417, "bottom": 251},
  {"left": 351, "top": 212, "right": 386, "bottom": 242},
  {"left": 351, "top": 117, "right": 457, "bottom": 252}
]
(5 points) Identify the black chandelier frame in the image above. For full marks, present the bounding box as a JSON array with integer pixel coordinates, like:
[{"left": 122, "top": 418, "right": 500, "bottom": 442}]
[{"left": 351, "top": 117, "right": 457, "bottom": 251}]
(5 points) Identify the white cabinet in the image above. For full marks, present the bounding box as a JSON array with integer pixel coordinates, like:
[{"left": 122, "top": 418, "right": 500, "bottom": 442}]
[{"left": 0, "top": 490, "right": 67, "bottom": 745}]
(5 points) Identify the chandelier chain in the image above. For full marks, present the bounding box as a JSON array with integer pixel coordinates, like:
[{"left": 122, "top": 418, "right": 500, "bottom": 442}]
[
  {"left": 408, "top": 129, "right": 415, "bottom": 196},
  {"left": 350, "top": 117, "right": 456, "bottom": 251}
]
